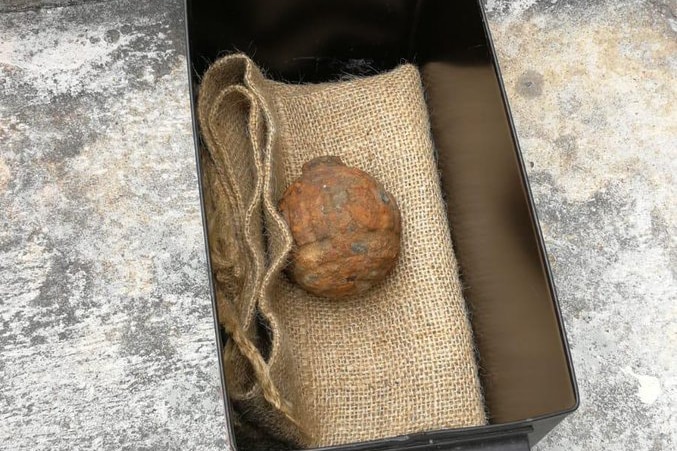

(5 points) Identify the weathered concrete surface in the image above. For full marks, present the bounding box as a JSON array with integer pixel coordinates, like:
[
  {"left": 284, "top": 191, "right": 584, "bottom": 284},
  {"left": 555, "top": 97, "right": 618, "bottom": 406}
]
[
  {"left": 486, "top": 1, "right": 676, "bottom": 450},
  {"left": 0, "top": 0, "right": 107, "bottom": 13},
  {"left": 0, "top": 1, "right": 228, "bottom": 450},
  {"left": 0, "top": 0, "right": 674, "bottom": 450}
]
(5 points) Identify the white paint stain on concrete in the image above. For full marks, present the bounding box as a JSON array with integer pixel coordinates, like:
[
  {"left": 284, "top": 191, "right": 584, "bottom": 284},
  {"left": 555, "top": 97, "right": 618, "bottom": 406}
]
[{"left": 623, "top": 367, "right": 662, "bottom": 405}]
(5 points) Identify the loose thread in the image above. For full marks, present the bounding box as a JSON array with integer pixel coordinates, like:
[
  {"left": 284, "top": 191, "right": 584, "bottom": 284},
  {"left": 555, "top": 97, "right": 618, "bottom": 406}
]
[{"left": 217, "top": 288, "right": 311, "bottom": 441}]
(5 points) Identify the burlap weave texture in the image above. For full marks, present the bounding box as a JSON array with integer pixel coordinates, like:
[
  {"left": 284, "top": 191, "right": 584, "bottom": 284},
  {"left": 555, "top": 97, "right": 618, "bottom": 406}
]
[{"left": 198, "top": 54, "right": 486, "bottom": 448}]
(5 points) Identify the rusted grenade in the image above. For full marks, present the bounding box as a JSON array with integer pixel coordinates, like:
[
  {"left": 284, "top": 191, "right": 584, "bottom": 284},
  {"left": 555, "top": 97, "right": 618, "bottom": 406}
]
[{"left": 278, "top": 156, "right": 401, "bottom": 298}]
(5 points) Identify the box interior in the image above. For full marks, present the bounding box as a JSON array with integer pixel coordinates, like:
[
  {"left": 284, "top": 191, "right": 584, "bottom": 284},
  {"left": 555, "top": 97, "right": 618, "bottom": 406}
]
[{"left": 187, "top": 0, "right": 576, "bottom": 431}]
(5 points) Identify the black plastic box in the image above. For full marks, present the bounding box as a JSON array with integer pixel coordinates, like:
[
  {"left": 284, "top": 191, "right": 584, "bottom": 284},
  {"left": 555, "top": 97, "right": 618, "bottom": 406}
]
[{"left": 184, "top": 1, "right": 579, "bottom": 450}]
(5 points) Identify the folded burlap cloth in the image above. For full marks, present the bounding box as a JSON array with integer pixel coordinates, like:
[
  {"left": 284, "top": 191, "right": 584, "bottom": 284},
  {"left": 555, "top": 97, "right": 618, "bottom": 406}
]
[{"left": 198, "top": 54, "right": 486, "bottom": 448}]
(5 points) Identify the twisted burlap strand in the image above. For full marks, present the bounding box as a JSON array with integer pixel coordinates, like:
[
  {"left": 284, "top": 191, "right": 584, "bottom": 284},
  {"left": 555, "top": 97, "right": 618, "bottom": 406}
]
[{"left": 198, "top": 54, "right": 486, "bottom": 449}]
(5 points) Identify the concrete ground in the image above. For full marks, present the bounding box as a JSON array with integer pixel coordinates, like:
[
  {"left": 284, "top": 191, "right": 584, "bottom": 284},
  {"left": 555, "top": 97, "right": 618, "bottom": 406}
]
[{"left": 1, "top": 0, "right": 674, "bottom": 450}]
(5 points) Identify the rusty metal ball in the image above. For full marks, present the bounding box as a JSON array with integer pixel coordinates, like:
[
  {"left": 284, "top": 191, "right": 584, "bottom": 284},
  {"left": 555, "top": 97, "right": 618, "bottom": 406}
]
[{"left": 278, "top": 156, "right": 401, "bottom": 298}]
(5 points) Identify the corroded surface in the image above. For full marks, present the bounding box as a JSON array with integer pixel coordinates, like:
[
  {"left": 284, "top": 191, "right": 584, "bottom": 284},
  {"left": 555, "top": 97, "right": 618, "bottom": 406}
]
[
  {"left": 0, "top": 1, "right": 228, "bottom": 450},
  {"left": 279, "top": 156, "right": 401, "bottom": 298},
  {"left": 0, "top": 0, "right": 674, "bottom": 450},
  {"left": 486, "top": 1, "right": 676, "bottom": 450}
]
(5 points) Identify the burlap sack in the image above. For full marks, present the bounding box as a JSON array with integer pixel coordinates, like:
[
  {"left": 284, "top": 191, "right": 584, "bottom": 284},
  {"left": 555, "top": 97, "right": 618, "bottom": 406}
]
[{"left": 198, "top": 54, "right": 486, "bottom": 449}]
